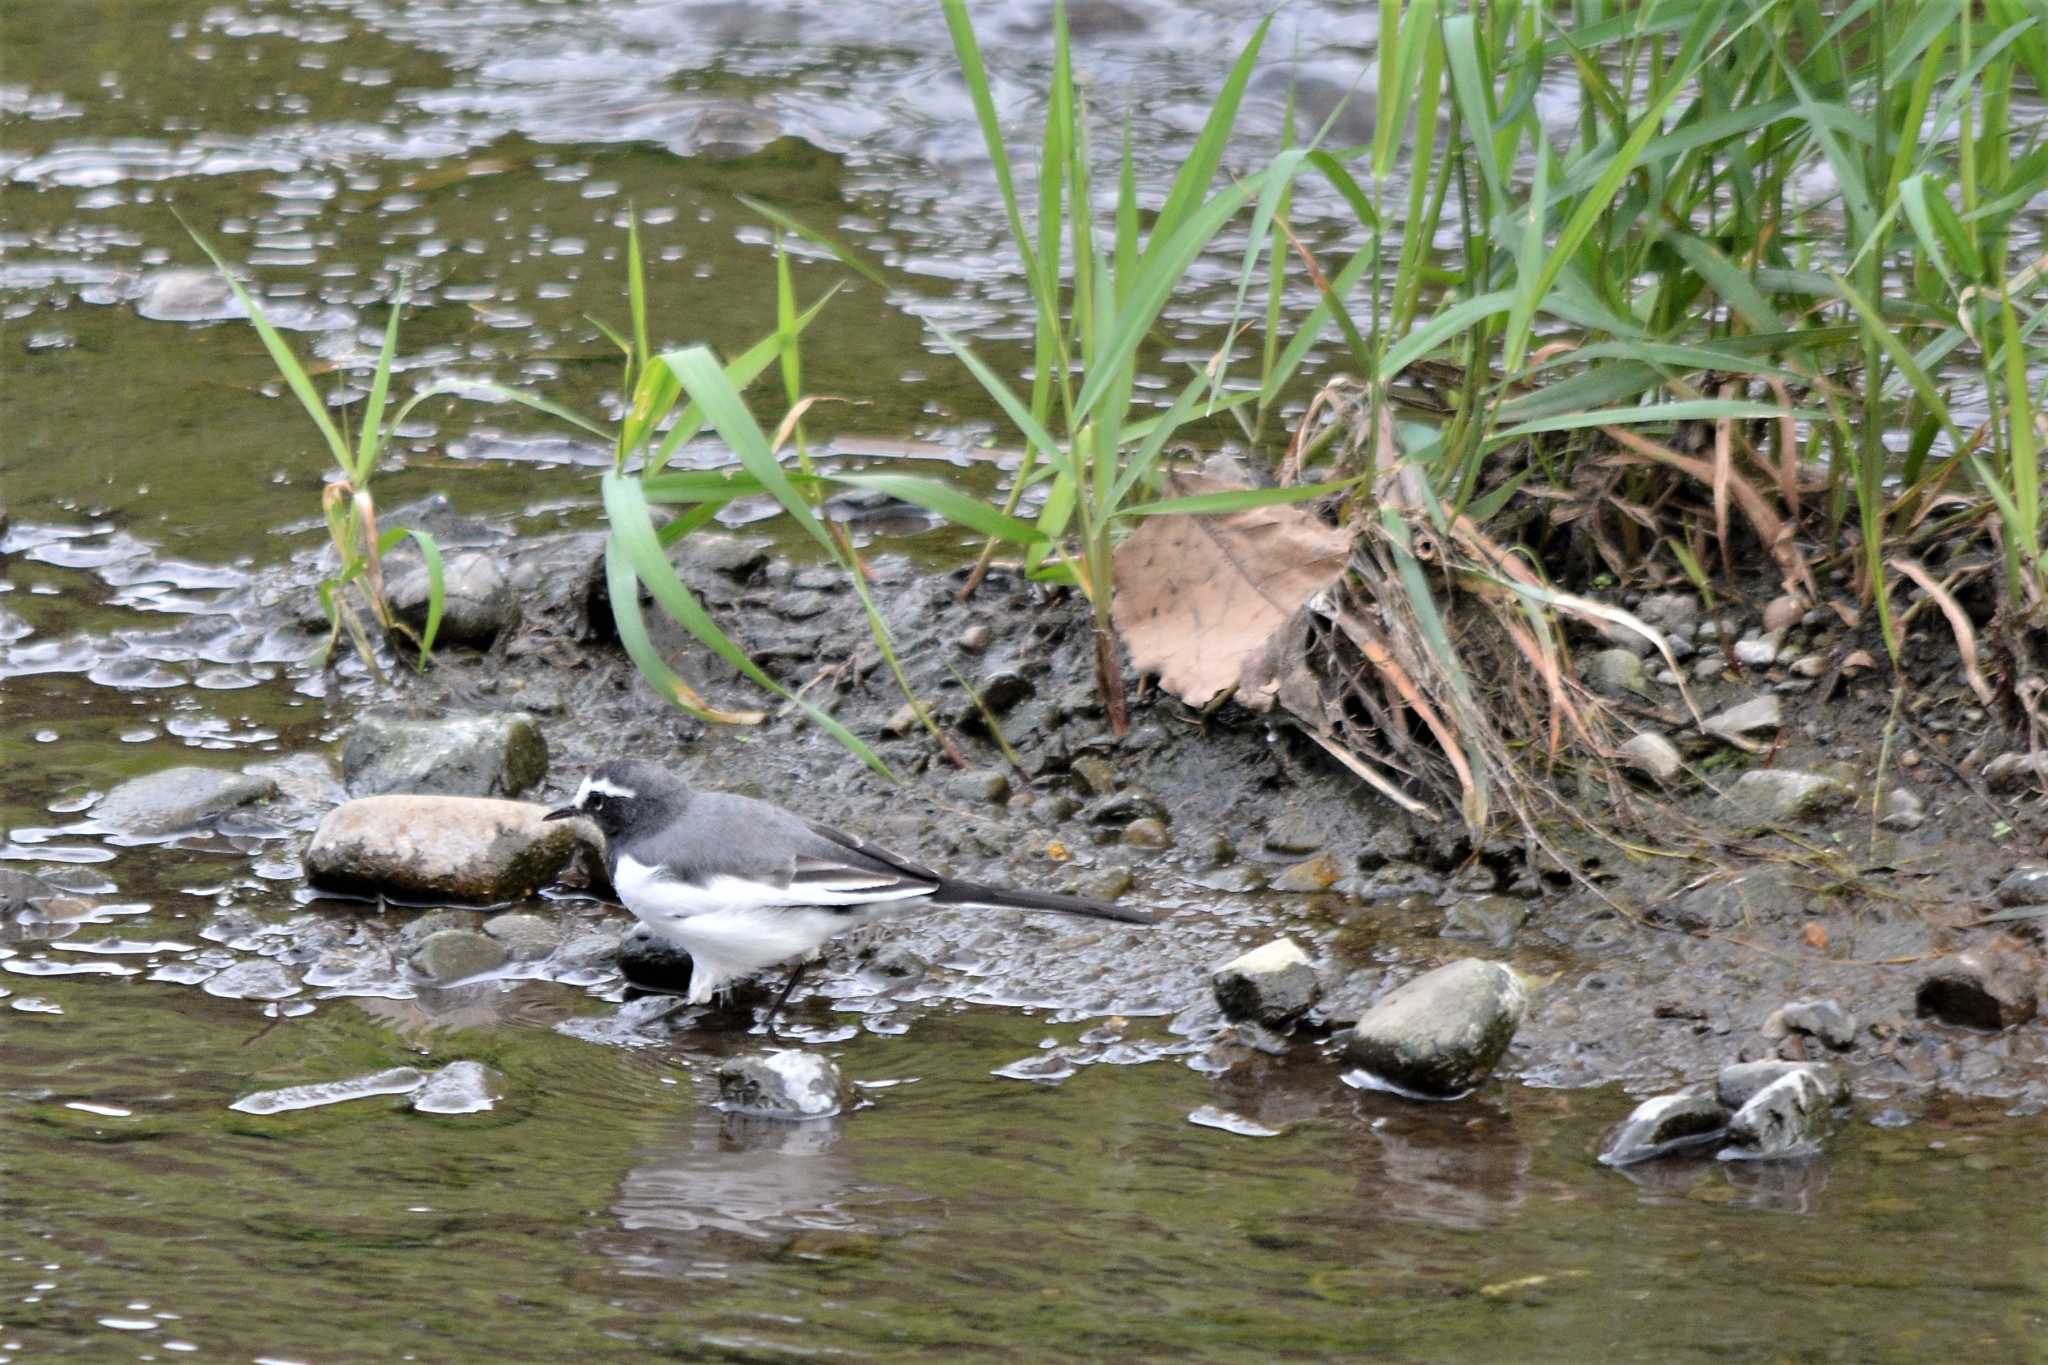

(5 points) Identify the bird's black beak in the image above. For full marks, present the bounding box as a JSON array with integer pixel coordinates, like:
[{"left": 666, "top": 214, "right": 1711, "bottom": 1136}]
[{"left": 542, "top": 805, "right": 580, "bottom": 822}]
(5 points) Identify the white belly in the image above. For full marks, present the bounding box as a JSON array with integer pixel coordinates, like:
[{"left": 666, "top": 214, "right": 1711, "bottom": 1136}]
[{"left": 665, "top": 906, "right": 851, "bottom": 1004}]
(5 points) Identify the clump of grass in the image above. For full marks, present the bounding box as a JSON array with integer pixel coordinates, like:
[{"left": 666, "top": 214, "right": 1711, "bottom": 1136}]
[{"left": 182, "top": 219, "right": 444, "bottom": 677}]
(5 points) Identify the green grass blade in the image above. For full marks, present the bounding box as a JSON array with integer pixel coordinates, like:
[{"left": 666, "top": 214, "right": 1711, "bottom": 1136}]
[
  {"left": 663, "top": 346, "right": 836, "bottom": 557},
  {"left": 180, "top": 217, "right": 351, "bottom": 470},
  {"left": 354, "top": 291, "right": 404, "bottom": 483},
  {"left": 604, "top": 471, "right": 890, "bottom": 775},
  {"left": 1120, "top": 477, "right": 1363, "bottom": 518},
  {"left": 737, "top": 195, "right": 889, "bottom": 288},
  {"left": 828, "top": 473, "right": 1044, "bottom": 543}
]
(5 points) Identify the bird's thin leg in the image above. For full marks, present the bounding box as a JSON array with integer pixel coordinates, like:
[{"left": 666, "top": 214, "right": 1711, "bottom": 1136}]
[{"left": 758, "top": 959, "right": 809, "bottom": 1034}]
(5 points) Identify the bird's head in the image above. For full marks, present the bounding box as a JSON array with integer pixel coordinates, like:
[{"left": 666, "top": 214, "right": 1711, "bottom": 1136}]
[{"left": 544, "top": 759, "right": 688, "bottom": 840}]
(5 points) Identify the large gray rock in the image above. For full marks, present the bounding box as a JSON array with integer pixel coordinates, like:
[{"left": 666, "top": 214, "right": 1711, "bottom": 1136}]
[
  {"left": 1725, "top": 769, "right": 1852, "bottom": 824},
  {"left": 92, "top": 766, "right": 276, "bottom": 837},
  {"left": 341, "top": 712, "right": 547, "bottom": 799},
  {"left": 1719, "top": 1066, "right": 1842, "bottom": 1161},
  {"left": 1716, "top": 1060, "right": 1847, "bottom": 1111},
  {"left": 388, "top": 552, "right": 518, "bottom": 650},
  {"left": 1343, "top": 958, "right": 1530, "bottom": 1098},
  {"left": 716, "top": 1051, "right": 843, "bottom": 1119},
  {"left": 1598, "top": 1088, "right": 1728, "bottom": 1166},
  {"left": 1916, "top": 945, "right": 2041, "bottom": 1031},
  {"left": 1212, "top": 938, "right": 1319, "bottom": 1026},
  {"left": 303, "top": 796, "right": 580, "bottom": 904}
]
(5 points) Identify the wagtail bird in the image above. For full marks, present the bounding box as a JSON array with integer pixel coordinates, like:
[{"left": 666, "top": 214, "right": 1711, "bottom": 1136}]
[{"left": 546, "top": 758, "right": 1156, "bottom": 1018}]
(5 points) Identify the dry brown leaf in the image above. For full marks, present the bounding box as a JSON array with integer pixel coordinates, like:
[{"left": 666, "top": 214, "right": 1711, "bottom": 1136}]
[
  {"left": 1888, "top": 557, "right": 1996, "bottom": 706},
  {"left": 1841, "top": 649, "right": 1877, "bottom": 673},
  {"left": 1113, "top": 472, "right": 1353, "bottom": 710},
  {"left": 1803, "top": 921, "right": 1829, "bottom": 951}
]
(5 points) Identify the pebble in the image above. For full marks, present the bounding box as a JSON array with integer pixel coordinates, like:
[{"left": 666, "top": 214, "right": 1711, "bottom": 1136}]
[
  {"left": 1995, "top": 865, "right": 2048, "bottom": 907},
  {"left": 387, "top": 551, "right": 518, "bottom": 649},
  {"left": 1262, "top": 812, "right": 1328, "bottom": 855},
  {"left": 1212, "top": 937, "right": 1319, "bottom": 1026},
  {"left": 1879, "top": 787, "right": 1925, "bottom": 831},
  {"left": 1703, "top": 694, "right": 1782, "bottom": 744},
  {"left": 1762, "top": 997, "right": 1858, "bottom": 1050},
  {"left": 1584, "top": 647, "right": 1653, "bottom": 698},
  {"left": 1720, "top": 1066, "right": 1842, "bottom": 1161},
  {"left": 945, "top": 769, "right": 1011, "bottom": 805},
  {"left": 1120, "top": 818, "right": 1170, "bottom": 849},
  {"left": 1069, "top": 756, "right": 1118, "bottom": 796},
  {"left": 1725, "top": 769, "right": 1853, "bottom": 823},
  {"left": 1982, "top": 752, "right": 2048, "bottom": 791},
  {"left": 92, "top": 766, "right": 277, "bottom": 837},
  {"left": 482, "top": 911, "right": 562, "bottom": 961},
  {"left": 957, "top": 624, "right": 993, "bottom": 653},
  {"left": 1085, "top": 789, "right": 1167, "bottom": 827},
  {"left": 1270, "top": 852, "right": 1343, "bottom": 893},
  {"left": 410, "top": 1061, "right": 503, "bottom": 1115},
  {"left": 409, "top": 929, "right": 511, "bottom": 983},
  {"left": 1618, "top": 731, "right": 1682, "bottom": 781},
  {"left": 1598, "top": 1088, "right": 1728, "bottom": 1166},
  {"left": 1715, "top": 1060, "right": 1847, "bottom": 1110},
  {"left": 717, "top": 1051, "right": 844, "bottom": 1119}
]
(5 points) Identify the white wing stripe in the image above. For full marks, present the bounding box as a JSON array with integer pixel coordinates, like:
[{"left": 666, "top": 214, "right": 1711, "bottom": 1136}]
[{"left": 615, "top": 856, "right": 934, "bottom": 921}]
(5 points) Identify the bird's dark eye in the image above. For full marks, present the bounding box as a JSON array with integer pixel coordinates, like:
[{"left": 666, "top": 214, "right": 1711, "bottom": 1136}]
[{"left": 588, "top": 793, "right": 608, "bottom": 810}]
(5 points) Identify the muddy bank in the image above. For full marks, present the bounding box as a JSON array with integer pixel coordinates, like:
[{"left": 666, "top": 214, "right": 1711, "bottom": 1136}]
[{"left": 7, "top": 496, "right": 2046, "bottom": 1120}]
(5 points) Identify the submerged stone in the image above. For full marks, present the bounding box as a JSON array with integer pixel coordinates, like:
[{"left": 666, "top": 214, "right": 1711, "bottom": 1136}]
[
  {"left": 408, "top": 928, "right": 510, "bottom": 983},
  {"left": 303, "top": 796, "right": 580, "bottom": 904},
  {"left": 1598, "top": 1088, "right": 1728, "bottom": 1166},
  {"left": 482, "top": 911, "right": 562, "bottom": 961},
  {"left": 92, "top": 766, "right": 276, "bottom": 837},
  {"left": 1344, "top": 958, "right": 1530, "bottom": 1098},
  {"left": 716, "top": 1050, "right": 843, "bottom": 1119},
  {"left": 341, "top": 711, "right": 548, "bottom": 799},
  {"left": 410, "top": 1061, "right": 503, "bottom": 1116},
  {"left": 1270, "top": 852, "right": 1343, "bottom": 893},
  {"left": 1212, "top": 937, "right": 1319, "bottom": 1026}
]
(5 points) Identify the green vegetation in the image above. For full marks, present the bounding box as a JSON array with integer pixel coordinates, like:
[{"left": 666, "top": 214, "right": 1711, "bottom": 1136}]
[
  {"left": 185, "top": 221, "right": 446, "bottom": 677},
  {"left": 198, "top": 0, "right": 2046, "bottom": 819}
]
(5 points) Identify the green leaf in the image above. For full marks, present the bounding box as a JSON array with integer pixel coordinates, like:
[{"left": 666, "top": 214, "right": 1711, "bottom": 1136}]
[
  {"left": 738, "top": 195, "right": 889, "bottom": 288},
  {"left": 603, "top": 471, "right": 891, "bottom": 775},
  {"left": 1120, "top": 477, "right": 1362, "bottom": 518},
  {"left": 661, "top": 346, "right": 836, "bottom": 558},
  {"left": 179, "top": 216, "right": 351, "bottom": 472},
  {"left": 828, "top": 473, "right": 1044, "bottom": 544},
  {"left": 354, "top": 289, "right": 405, "bottom": 484}
]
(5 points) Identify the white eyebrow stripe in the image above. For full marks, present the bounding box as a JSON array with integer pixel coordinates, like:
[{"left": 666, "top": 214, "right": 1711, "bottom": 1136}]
[{"left": 583, "top": 776, "right": 638, "bottom": 801}]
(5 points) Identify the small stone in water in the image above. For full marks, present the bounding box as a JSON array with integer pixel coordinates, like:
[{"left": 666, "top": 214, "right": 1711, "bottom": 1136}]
[
  {"left": 1598, "top": 1088, "right": 1728, "bottom": 1166},
  {"left": 1719, "top": 1066, "right": 1842, "bottom": 1161},
  {"left": 1212, "top": 937, "right": 1319, "bottom": 1026},
  {"left": 230, "top": 1067, "right": 427, "bottom": 1116},
  {"left": 410, "top": 1061, "right": 503, "bottom": 1115},
  {"left": 1187, "top": 1106, "right": 1283, "bottom": 1138},
  {"left": 716, "top": 1050, "right": 843, "bottom": 1119},
  {"left": 201, "top": 958, "right": 301, "bottom": 1001},
  {"left": 1120, "top": 817, "right": 1170, "bottom": 849}
]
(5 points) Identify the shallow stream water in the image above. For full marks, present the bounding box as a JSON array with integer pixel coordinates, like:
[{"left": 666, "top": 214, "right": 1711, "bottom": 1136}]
[{"left": 3, "top": 2, "right": 2045, "bottom": 1360}]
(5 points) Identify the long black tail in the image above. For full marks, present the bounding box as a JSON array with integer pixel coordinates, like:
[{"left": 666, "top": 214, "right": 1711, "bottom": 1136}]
[{"left": 932, "top": 877, "right": 1159, "bottom": 925}]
